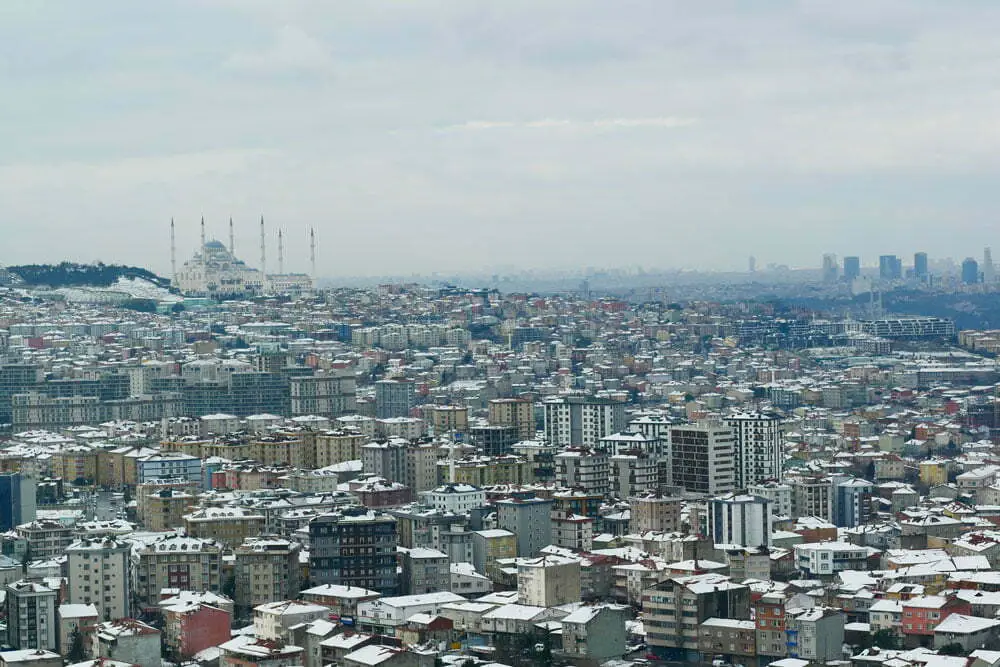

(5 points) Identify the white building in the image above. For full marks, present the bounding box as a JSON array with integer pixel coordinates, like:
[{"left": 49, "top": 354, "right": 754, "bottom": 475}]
[
  {"left": 543, "top": 397, "right": 625, "bottom": 448},
  {"left": 668, "top": 421, "right": 736, "bottom": 495},
  {"left": 794, "top": 542, "right": 877, "bottom": 577},
  {"left": 421, "top": 484, "right": 486, "bottom": 514},
  {"left": 136, "top": 453, "right": 202, "bottom": 485},
  {"left": 747, "top": 481, "right": 793, "bottom": 519},
  {"left": 710, "top": 493, "right": 773, "bottom": 549},
  {"left": 356, "top": 591, "right": 465, "bottom": 637},
  {"left": 66, "top": 538, "right": 130, "bottom": 622},
  {"left": 610, "top": 453, "right": 658, "bottom": 499},
  {"left": 174, "top": 238, "right": 266, "bottom": 298},
  {"left": 555, "top": 448, "right": 610, "bottom": 496},
  {"left": 254, "top": 600, "right": 330, "bottom": 641},
  {"left": 516, "top": 555, "right": 581, "bottom": 607},
  {"left": 726, "top": 412, "right": 784, "bottom": 488},
  {"left": 5, "top": 579, "right": 57, "bottom": 651}
]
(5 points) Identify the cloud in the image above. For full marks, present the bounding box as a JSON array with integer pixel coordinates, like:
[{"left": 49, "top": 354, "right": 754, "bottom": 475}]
[
  {"left": 444, "top": 117, "right": 699, "bottom": 131},
  {"left": 223, "top": 24, "right": 333, "bottom": 75}
]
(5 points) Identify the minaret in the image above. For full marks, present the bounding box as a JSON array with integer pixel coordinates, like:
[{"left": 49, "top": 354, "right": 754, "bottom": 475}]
[
  {"left": 229, "top": 217, "right": 235, "bottom": 255},
  {"left": 310, "top": 227, "right": 316, "bottom": 279},
  {"left": 259, "top": 216, "right": 267, "bottom": 284},
  {"left": 278, "top": 229, "right": 284, "bottom": 275},
  {"left": 200, "top": 216, "right": 206, "bottom": 250},
  {"left": 170, "top": 218, "right": 177, "bottom": 283}
]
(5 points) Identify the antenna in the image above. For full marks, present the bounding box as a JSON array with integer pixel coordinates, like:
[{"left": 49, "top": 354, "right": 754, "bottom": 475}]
[
  {"left": 310, "top": 227, "right": 316, "bottom": 279},
  {"left": 200, "top": 216, "right": 206, "bottom": 249},
  {"left": 170, "top": 218, "right": 177, "bottom": 284},
  {"left": 278, "top": 229, "right": 284, "bottom": 275},
  {"left": 229, "top": 217, "right": 235, "bottom": 255}
]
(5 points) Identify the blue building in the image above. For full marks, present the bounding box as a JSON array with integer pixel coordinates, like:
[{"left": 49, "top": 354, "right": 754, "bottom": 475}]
[{"left": 0, "top": 474, "right": 35, "bottom": 532}]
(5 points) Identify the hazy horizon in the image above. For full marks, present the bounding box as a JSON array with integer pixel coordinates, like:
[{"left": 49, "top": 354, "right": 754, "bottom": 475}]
[{"left": 3, "top": 2, "right": 1000, "bottom": 276}]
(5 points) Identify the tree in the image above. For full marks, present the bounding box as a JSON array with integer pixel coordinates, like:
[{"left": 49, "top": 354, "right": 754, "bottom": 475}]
[
  {"left": 67, "top": 627, "right": 87, "bottom": 662},
  {"left": 871, "top": 628, "right": 898, "bottom": 650},
  {"left": 937, "top": 643, "right": 966, "bottom": 657}
]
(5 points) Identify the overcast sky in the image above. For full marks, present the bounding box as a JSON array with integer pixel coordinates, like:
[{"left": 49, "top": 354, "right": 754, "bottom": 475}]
[{"left": 3, "top": 1, "right": 1000, "bottom": 277}]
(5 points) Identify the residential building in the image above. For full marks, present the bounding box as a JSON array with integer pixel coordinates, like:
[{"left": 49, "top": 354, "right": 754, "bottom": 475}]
[
  {"left": 560, "top": 604, "right": 628, "bottom": 663},
  {"left": 555, "top": 448, "right": 610, "bottom": 496},
  {"left": 65, "top": 538, "right": 130, "bottom": 622},
  {"left": 375, "top": 379, "right": 415, "bottom": 419},
  {"left": 421, "top": 484, "right": 485, "bottom": 514},
  {"left": 630, "top": 492, "right": 683, "bottom": 534},
  {"left": 710, "top": 493, "right": 773, "bottom": 549},
  {"left": 726, "top": 412, "right": 783, "bottom": 488},
  {"left": 401, "top": 547, "right": 450, "bottom": 595},
  {"left": 0, "top": 473, "right": 36, "bottom": 532},
  {"left": 785, "top": 607, "right": 845, "bottom": 662},
  {"left": 132, "top": 535, "right": 224, "bottom": 610},
  {"left": 488, "top": 398, "right": 535, "bottom": 441},
  {"left": 668, "top": 421, "right": 736, "bottom": 495},
  {"left": 644, "top": 575, "right": 751, "bottom": 653},
  {"left": 495, "top": 497, "right": 553, "bottom": 557},
  {"left": 6, "top": 579, "right": 57, "bottom": 650},
  {"left": 308, "top": 508, "right": 400, "bottom": 595},
  {"left": 543, "top": 396, "right": 626, "bottom": 448},
  {"left": 183, "top": 507, "right": 266, "bottom": 548},
  {"left": 93, "top": 619, "right": 161, "bottom": 666},
  {"left": 234, "top": 537, "right": 302, "bottom": 615},
  {"left": 57, "top": 603, "right": 98, "bottom": 659},
  {"left": 517, "top": 555, "right": 581, "bottom": 607}
]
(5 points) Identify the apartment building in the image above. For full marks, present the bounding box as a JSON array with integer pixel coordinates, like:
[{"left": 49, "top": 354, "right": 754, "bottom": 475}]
[
  {"left": 66, "top": 538, "right": 130, "bottom": 622},
  {"left": 132, "top": 535, "right": 224, "bottom": 610},
  {"left": 308, "top": 508, "right": 400, "bottom": 596},
  {"left": 668, "top": 422, "right": 736, "bottom": 495},
  {"left": 234, "top": 537, "right": 302, "bottom": 615},
  {"left": 6, "top": 579, "right": 57, "bottom": 650}
]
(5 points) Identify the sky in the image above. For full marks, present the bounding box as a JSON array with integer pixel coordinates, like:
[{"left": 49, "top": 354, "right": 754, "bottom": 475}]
[{"left": 3, "top": 0, "right": 1000, "bottom": 277}]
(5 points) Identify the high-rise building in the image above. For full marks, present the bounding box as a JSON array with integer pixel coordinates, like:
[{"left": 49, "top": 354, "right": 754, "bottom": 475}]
[
  {"left": 488, "top": 398, "right": 535, "bottom": 441},
  {"left": 133, "top": 536, "right": 223, "bottom": 610},
  {"left": 984, "top": 248, "right": 995, "bottom": 284},
  {"left": 821, "top": 254, "right": 838, "bottom": 283},
  {"left": 834, "top": 478, "right": 874, "bottom": 528},
  {"left": 0, "top": 473, "right": 35, "bottom": 532},
  {"left": 495, "top": 497, "right": 553, "bottom": 557},
  {"left": 843, "top": 256, "right": 861, "bottom": 282},
  {"left": 726, "top": 412, "right": 784, "bottom": 488},
  {"left": 962, "top": 257, "right": 981, "bottom": 285},
  {"left": 879, "top": 255, "right": 902, "bottom": 281},
  {"left": 543, "top": 396, "right": 625, "bottom": 448},
  {"left": 914, "top": 252, "right": 929, "bottom": 280},
  {"left": 710, "top": 493, "right": 773, "bottom": 549},
  {"left": 308, "top": 508, "right": 399, "bottom": 595},
  {"left": 66, "top": 538, "right": 131, "bottom": 622},
  {"left": 375, "top": 379, "right": 416, "bottom": 419},
  {"left": 234, "top": 537, "right": 302, "bottom": 615},
  {"left": 667, "top": 422, "right": 736, "bottom": 495},
  {"left": 555, "top": 448, "right": 610, "bottom": 496},
  {"left": 5, "top": 579, "right": 57, "bottom": 650}
]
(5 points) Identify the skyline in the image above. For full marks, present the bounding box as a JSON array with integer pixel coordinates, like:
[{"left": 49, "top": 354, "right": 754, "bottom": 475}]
[{"left": 4, "top": 2, "right": 1000, "bottom": 275}]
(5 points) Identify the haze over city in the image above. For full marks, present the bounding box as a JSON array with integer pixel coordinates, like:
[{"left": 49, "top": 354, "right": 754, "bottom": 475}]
[{"left": 3, "top": 1, "right": 1000, "bottom": 276}]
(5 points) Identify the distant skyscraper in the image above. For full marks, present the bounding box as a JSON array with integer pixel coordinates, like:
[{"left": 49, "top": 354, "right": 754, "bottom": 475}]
[
  {"left": 984, "top": 248, "right": 995, "bottom": 284},
  {"left": 879, "top": 255, "right": 902, "bottom": 281},
  {"left": 821, "top": 254, "right": 838, "bottom": 283},
  {"left": 843, "top": 256, "right": 861, "bottom": 282},
  {"left": 0, "top": 474, "right": 34, "bottom": 532},
  {"left": 748, "top": 256, "right": 756, "bottom": 273},
  {"left": 962, "top": 257, "right": 980, "bottom": 285},
  {"left": 914, "top": 252, "right": 929, "bottom": 280}
]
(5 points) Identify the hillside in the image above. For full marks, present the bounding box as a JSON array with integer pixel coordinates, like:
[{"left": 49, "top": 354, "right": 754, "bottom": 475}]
[{"left": 8, "top": 262, "right": 171, "bottom": 290}]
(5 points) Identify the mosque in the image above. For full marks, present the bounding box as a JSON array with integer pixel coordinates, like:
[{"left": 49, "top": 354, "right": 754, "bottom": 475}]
[{"left": 171, "top": 218, "right": 314, "bottom": 298}]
